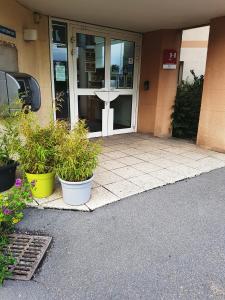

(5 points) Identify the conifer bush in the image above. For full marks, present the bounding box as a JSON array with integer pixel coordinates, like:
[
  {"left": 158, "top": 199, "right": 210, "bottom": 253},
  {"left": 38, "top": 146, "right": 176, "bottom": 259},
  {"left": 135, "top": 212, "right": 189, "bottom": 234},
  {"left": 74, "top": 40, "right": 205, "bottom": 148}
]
[{"left": 171, "top": 70, "right": 204, "bottom": 140}]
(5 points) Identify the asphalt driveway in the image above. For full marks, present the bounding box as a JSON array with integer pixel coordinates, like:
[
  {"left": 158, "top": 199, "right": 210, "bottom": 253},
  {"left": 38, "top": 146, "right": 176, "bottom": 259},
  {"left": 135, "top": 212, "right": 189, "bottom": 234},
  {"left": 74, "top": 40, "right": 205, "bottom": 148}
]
[{"left": 1, "top": 168, "right": 225, "bottom": 300}]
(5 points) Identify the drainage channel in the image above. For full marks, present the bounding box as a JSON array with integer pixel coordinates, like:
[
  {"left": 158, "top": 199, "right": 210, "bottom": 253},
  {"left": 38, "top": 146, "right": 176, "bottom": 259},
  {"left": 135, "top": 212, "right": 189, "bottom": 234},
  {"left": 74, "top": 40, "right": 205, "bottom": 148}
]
[{"left": 5, "top": 234, "right": 52, "bottom": 281}]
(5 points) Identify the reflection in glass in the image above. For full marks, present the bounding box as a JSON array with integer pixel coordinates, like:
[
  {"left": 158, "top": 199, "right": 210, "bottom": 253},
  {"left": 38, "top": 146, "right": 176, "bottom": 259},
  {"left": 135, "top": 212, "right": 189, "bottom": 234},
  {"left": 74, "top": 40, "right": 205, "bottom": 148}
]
[
  {"left": 110, "top": 95, "right": 132, "bottom": 129},
  {"left": 76, "top": 33, "right": 105, "bottom": 88},
  {"left": 52, "top": 21, "right": 70, "bottom": 121},
  {"left": 111, "top": 40, "right": 135, "bottom": 89},
  {"left": 78, "top": 95, "right": 104, "bottom": 132}
]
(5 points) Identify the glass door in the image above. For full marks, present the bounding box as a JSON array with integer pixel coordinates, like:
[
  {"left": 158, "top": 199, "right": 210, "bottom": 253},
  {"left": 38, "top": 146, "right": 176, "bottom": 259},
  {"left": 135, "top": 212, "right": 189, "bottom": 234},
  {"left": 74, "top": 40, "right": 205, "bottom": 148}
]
[
  {"left": 110, "top": 39, "right": 135, "bottom": 135},
  {"left": 74, "top": 32, "right": 106, "bottom": 137},
  {"left": 71, "top": 25, "right": 140, "bottom": 137}
]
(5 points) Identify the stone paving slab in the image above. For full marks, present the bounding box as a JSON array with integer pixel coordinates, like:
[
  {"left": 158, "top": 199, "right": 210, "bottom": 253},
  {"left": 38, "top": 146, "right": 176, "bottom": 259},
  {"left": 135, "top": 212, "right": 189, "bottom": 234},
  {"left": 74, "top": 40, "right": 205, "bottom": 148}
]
[{"left": 28, "top": 133, "right": 225, "bottom": 211}]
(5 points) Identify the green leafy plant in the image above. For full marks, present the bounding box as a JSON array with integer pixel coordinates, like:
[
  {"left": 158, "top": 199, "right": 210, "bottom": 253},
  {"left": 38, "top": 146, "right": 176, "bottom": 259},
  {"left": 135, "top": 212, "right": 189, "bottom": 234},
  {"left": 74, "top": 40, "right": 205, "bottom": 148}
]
[
  {"left": 0, "top": 106, "right": 20, "bottom": 167},
  {"left": 17, "top": 111, "right": 67, "bottom": 174},
  {"left": 55, "top": 120, "right": 101, "bottom": 182},
  {"left": 0, "top": 178, "right": 32, "bottom": 286},
  {"left": 0, "top": 236, "right": 15, "bottom": 285},
  {"left": 0, "top": 178, "right": 32, "bottom": 233},
  {"left": 171, "top": 70, "right": 204, "bottom": 140}
]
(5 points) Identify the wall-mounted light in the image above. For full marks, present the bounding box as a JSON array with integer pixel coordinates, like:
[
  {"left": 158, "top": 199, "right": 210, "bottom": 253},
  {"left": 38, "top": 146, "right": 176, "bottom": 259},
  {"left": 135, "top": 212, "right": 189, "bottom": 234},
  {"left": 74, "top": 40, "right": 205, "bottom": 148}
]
[
  {"left": 23, "top": 29, "right": 38, "bottom": 41},
  {"left": 33, "top": 12, "right": 41, "bottom": 24}
]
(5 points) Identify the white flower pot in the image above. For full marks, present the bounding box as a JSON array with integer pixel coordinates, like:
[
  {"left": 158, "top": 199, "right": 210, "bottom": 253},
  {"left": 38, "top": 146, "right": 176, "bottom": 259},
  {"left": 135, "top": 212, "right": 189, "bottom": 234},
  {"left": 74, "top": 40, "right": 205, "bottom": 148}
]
[{"left": 58, "top": 176, "right": 93, "bottom": 206}]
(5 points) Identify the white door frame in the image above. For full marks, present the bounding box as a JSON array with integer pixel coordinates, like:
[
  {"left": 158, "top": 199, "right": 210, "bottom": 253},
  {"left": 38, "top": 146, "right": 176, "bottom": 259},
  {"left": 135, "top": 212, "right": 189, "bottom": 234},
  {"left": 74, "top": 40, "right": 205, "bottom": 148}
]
[{"left": 49, "top": 18, "right": 142, "bottom": 137}]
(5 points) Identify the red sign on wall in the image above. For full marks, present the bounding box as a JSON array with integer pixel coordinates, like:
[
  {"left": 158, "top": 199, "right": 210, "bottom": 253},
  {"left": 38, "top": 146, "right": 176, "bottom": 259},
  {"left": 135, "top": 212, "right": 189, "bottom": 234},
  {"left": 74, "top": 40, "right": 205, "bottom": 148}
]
[{"left": 163, "top": 49, "right": 177, "bottom": 69}]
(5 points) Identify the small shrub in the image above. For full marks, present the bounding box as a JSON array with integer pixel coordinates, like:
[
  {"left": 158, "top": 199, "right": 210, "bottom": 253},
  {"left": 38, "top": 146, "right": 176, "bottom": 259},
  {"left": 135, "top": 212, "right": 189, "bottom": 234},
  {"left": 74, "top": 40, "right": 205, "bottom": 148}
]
[
  {"left": 171, "top": 70, "right": 204, "bottom": 140},
  {"left": 17, "top": 111, "right": 67, "bottom": 174},
  {"left": 0, "top": 178, "right": 32, "bottom": 233},
  {"left": 55, "top": 120, "right": 101, "bottom": 182},
  {"left": 0, "top": 178, "right": 31, "bottom": 286}
]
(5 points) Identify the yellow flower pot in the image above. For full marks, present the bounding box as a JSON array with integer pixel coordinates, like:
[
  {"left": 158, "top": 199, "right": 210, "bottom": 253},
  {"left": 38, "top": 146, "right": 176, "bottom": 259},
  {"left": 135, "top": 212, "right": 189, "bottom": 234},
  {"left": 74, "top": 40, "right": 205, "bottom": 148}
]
[{"left": 26, "top": 172, "right": 55, "bottom": 198}]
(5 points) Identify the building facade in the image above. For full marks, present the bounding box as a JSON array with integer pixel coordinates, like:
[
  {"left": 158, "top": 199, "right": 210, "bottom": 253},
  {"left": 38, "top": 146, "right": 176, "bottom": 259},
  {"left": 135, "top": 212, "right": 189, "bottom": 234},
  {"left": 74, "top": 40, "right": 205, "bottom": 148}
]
[{"left": 0, "top": 0, "right": 225, "bottom": 152}]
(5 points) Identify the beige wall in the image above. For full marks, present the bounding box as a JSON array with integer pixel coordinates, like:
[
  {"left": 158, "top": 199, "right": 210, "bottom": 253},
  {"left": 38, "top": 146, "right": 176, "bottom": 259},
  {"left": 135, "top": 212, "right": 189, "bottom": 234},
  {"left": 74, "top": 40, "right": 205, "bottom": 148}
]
[
  {"left": 180, "top": 26, "right": 209, "bottom": 81},
  {"left": 0, "top": 0, "right": 52, "bottom": 123},
  {"left": 137, "top": 31, "right": 161, "bottom": 134},
  {"left": 181, "top": 41, "right": 208, "bottom": 48},
  {"left": 180, "top": 47, "right": 208, "bottom": 81},
  {"left": 182, "top": 26, "right": 209, "bottom": 41},
  {"left": 138, "top": 29, "right": 182, "bottom": 137},
  {"left": 197, "top": 17, "right": 225, "bottom": 152}
]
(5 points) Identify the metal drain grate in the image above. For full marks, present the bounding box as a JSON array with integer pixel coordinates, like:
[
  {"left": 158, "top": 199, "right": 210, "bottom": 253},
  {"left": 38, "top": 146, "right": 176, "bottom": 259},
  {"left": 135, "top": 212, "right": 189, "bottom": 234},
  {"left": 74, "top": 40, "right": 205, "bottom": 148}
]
[{"left": 6, "top": 234, "right": 52, "bottom": 281}]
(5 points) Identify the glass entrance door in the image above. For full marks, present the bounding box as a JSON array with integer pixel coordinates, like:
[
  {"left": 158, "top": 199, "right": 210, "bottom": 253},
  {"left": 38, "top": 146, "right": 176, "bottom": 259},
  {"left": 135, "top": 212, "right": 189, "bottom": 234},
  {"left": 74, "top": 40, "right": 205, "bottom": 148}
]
[
  {"left": 75, "top": 32, "right": 105, "bottom": 136},
  {"left": 71, "top": 25, "right": 140, "bottom": 137},
  {"left": 110, "top": 39, "right": 135, "bottom": 134}
]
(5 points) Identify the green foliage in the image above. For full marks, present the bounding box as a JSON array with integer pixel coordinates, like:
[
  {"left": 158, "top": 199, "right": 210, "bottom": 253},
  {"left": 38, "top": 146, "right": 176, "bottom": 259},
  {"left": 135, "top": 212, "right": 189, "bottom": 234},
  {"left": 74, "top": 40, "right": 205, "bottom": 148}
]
[
  {"left": 171, "top": 70, "right": 204, "bottom": 139},
  {"left": 0, "top": 236, "right": 15, "bottom": 286},
  {"left": 55, "top": 120, "right": 101, "bottom": 182},
  {"left": 0, "top": 177, "right": 31, "bottom": 286},
  {"left": 0, "top": 178, "right": 32, "bottom": 233},
  {"left": 17, "top": 111, "right": 68, "bottom": 174},
  {"left": 1, "top": 105, "right": 101, "bottom": 181},
  {"left": 0, "top": 106, "right": 20, "bottom": 167}
]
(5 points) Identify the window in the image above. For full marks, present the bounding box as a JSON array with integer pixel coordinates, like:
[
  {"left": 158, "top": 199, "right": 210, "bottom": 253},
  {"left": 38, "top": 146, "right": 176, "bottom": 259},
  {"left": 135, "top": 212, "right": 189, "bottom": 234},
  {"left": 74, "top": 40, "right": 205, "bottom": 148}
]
[
  {"left": 76, "top": 33, "right": 105, "bottom": 89},
  {"left": 52, "top": 21, "right": 70, "bottom": 120},
  {"left": 111, "top": 39, "right": 135, "bottom": 89}
]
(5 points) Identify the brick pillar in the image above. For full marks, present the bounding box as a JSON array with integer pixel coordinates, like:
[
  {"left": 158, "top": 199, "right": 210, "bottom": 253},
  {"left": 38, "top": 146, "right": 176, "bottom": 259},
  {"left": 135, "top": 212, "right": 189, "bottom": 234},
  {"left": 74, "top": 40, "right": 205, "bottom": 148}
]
[
  {"left": 138, "top": 29, "right": 182, "bottom": 137},
  {"left": 197, "top": 17, "right": 225, "bottom": 152}
]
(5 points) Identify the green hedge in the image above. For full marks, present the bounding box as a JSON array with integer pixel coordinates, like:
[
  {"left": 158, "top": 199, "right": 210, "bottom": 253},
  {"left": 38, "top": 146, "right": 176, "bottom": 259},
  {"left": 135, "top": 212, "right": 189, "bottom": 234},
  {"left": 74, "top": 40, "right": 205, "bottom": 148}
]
[{"left": 171, "top": 70, "right": 204, "bottom": 140}]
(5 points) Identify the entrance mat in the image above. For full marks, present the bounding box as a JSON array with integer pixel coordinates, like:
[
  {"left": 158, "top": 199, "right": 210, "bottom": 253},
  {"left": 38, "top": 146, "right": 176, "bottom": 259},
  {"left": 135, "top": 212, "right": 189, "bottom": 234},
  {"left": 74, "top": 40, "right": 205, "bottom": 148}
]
[{"left": 6, "top": 233, "right": 52, "bottom": 281}]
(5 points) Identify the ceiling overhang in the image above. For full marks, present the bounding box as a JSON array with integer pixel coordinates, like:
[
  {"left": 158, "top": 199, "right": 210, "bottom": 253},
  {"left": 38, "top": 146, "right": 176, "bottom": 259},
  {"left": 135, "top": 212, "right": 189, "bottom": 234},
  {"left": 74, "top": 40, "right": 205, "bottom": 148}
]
[{"left": 18, "top": 0, "right": 225, "bottom": 32}]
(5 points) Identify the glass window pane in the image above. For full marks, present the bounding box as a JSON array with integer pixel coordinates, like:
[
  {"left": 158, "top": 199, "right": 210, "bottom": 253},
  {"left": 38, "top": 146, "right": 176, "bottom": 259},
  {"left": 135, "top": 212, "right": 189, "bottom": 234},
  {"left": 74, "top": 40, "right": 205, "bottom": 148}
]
[
  {"left": 52, "top": 21, "right": 70, "bottom": 121},
  {"left": 78, "top": 95, "right": 104, "bottom": 132},
  {"left": 110, "top": 95, "right": 132, "bottom": 129},
  {"left": 111, "top": 40, "right": 135, "bottom": 89},
  {"left": 76, "top": 34, "right": 105, "bottom": 88}
]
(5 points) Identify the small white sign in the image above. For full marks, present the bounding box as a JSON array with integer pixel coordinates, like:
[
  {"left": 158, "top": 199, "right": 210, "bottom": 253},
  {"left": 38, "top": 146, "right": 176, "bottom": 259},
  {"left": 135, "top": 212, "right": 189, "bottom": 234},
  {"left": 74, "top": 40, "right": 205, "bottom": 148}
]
[
  {"left": 163, "top": 64, "right": 176, "bottom": 70},
  {"left": 55, "top": 64, "right": 66, "bottom": 81}
]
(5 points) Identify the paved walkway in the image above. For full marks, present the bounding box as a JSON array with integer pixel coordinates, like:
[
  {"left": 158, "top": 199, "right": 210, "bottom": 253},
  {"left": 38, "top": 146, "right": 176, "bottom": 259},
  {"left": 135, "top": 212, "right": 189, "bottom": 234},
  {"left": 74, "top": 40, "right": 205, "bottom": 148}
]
[
  {"left": 30, "top": 133, "right": 225, "bottom": 211},
  {"left": 2, "top": 168, "right": 225, "bottom": 299}
]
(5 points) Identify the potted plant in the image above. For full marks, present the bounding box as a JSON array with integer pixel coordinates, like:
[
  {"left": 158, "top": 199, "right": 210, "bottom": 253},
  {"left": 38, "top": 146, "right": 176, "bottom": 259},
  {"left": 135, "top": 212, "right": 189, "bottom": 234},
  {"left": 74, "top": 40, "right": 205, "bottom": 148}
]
[
  {"left": 17, "top": 111, "right": 65, "bottom": 198},
  {"left": 0, "top": 107, "right": 19, "bottom": 192},
  {"left": 55, "top": 120, "right": 101, "bottom": 206}
]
